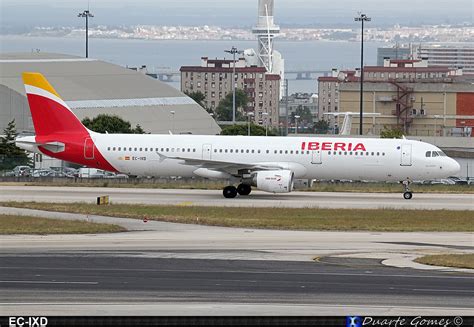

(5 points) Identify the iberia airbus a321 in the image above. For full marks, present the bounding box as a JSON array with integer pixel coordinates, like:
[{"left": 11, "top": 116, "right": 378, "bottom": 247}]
[{"left": 16, "top": 72, "right": 460, "bottom": 199}]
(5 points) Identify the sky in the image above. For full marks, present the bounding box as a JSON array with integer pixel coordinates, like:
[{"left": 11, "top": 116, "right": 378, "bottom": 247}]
[{"left": 1, "top": 0, "right": 473, "bottom": 32}]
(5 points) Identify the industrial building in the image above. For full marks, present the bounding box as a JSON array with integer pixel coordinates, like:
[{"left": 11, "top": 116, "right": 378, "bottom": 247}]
[
  {"left": 378, "top": 43, "right": 474, "bottom": 74},
  {"left": 180, "top": 57, "right": 281, "bottom": 126},
  {"left": 413, "top": 43, "right": 474, "bottom": 74},
  {"left": 318, "top": 59, "right": 474, "bottom": 136},
  {"left": 0, "top": 52, "right": 220, "bottom": 136}
]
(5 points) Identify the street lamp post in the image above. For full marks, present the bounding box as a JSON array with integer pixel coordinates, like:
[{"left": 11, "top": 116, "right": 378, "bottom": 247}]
[
  {"left": 262, "top": 112, "right": 269, "bottom": 136},
  {"left": 247, "top": 112, "right": 254, "bottom": 136},
  {"left": 355, "top": 13, "right": 371, "bottom": 135},
  {"left": 78, "top": 10, "right": 94, "bottom": 58},
  {"left": 434, "top": 115, "right": 441, "bottom": 140},
  {"left": 224, "top": 46, "right": 244, "bottom": 124},
  {"left": 294, "top": 115, "right": 300, "bottom": 134}
]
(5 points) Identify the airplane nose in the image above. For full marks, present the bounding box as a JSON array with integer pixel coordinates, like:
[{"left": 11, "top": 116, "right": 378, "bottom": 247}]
[{"left": 449, "top": 159, "right": 461, "bottom": 175}]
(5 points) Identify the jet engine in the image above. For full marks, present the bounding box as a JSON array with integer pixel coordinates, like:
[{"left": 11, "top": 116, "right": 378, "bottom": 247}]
[{"left": 251, "top": 170, "right": 294, "bottom": 193}]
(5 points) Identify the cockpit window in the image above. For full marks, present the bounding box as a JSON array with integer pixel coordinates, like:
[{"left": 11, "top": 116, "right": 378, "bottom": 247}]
[
  {"left": 425, "top": 151, "right": 431, "bottom": 157},
  {"left": 432, "top": 151, "right": 439, "bottom": 157},
  {"left": 438, "top": 151, "right": 447, "bottom": 157}
]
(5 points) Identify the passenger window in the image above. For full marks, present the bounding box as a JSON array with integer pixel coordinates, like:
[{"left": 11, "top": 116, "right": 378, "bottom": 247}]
[
  {"left": 371, "top": 152, "right": 374, "bottom": 156},
  {"left": 376, "top": 152, "right": 379, "bottom": 156},
  {"left": 246, "top": 150, "right": 250, "bottom": 153},
  {"left": 426, "top": 151, "right": 431, "bottom": 157},
  {"left": 166, "top": 148, "right": 169, "bottom": 152},
  {"left": 266, "top": 150, "right": 270, "bottom": 154},
  {"left": 274, "top": 150, "right": 277, "bottom": 154},
  {"left": 344, "top": 152, "right": 347, "bottom": 155},
  {"left": 285, "top": 150, "right": 288, "bottom": 154},
  {"left": 307, "top": 151, "right": 310, "bottom": 154},
  {"left": 251, "top": 150, "right": 255, "bottom": 153},
  {"left": 280, "top": 150, "right": 283, "bottom": 154},
  {"left": 107, "top": 147, "right": 111, "bottom": 151},
  {"left": 350, "top": 152, "right": 353, "bottom": 155},
  {"left": 219, "top": 149, "right": 223, "bottom": 153},
  {"left": 225, "top": 149, "right": 228, "bottom": 153},
  {"left": 193, "top": 149, "right": 196, "bottom": 152},
  {"left": 258, "top": 150, "right": 261, "bottom": 154},
  {"left": 296, "top": 151, "right": 299, "bottom": 154}
]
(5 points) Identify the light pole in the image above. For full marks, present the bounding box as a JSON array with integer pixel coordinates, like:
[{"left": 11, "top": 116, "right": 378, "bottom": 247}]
[
  {"left": 224, "top": 46, "right": 244, "bottom": 124},
  {"left": 170, "top": 110, "right": 175, "bottom": 134},
  {"left": 247, "top": 112, "right": 254, "bottom": 136},
  {"left": 355, "top": 13, "right": 371, "bottom": 135},
  {"left": 78, "top": 10, "right": 94, "bottom": 58},
  {"left": 262, "top": 112, "right": 269, "bottom": 136},
  {"left": 434, "top": 115, "right": 440, "bottom": 139},
  {"left": 294, "top": 115, "right": 300, "bottom": 134}
]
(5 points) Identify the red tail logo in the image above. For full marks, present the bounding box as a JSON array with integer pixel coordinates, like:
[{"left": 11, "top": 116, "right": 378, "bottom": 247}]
[{"left": 22, "top": 72, "right": 117, "bottom": 172}]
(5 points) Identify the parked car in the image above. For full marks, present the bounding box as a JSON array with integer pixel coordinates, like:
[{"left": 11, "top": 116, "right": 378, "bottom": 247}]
[
  {"left": 429, "top": 179, "right": 456, "bottom": 185},
  {"left": 447, "top": 176, "right": 469, "bottom": 185},
  {"left": 12, "top": 165, "right": 31, "bottom": 177}
]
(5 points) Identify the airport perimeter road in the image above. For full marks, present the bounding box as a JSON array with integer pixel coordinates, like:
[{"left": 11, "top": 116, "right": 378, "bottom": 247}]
[
  {"left": 0, "top": 255, "right": 473, "bottom": 316},
  {"left": 1, "top": 186, "right": 473, "bottom": 210}
]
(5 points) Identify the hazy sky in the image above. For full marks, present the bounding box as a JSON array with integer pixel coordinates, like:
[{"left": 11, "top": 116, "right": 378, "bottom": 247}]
[{"left": 1, "top": 0, "right": 473, "bottom": 31}]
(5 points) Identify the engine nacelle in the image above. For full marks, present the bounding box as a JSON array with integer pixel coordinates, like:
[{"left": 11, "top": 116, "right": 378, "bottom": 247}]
[{"left": 252, "top": 170, "right": 294, "bottom": 193}]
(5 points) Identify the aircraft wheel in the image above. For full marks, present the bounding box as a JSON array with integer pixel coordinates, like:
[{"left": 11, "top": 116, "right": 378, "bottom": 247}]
[
  {"left": 403, "top": 191, "right": 413, "bottom": 200},
  {"left": 237, "top": 184, "right": 252, "bottom": 196},
  {"left": 223, "top": 186, "right": 238, "bottom": 199}
]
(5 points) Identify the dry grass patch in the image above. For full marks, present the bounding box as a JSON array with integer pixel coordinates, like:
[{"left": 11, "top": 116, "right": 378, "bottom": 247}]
[
  {"left": 0, "top": 214, "right": 126, "bottom": 235},
  {"left": 1, "top": 202, "right": 473, "bottom": 232},
  {"left": 415, "top": 254, "right": 474, "bottom": 269}
]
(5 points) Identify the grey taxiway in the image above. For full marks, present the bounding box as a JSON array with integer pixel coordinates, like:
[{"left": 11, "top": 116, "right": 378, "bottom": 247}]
[{"left": 1, "top": 200, "right": 473, "bottom": 316}]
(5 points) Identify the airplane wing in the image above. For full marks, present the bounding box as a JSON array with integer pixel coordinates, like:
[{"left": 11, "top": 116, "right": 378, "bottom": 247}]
[{"left": 156, "top": 152, "right": 284, "bottom": 175}]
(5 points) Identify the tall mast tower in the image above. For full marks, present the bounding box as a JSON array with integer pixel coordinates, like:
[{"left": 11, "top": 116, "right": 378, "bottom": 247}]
[{"left": 252, "top": 0, "right": 280, "bottom": 73}]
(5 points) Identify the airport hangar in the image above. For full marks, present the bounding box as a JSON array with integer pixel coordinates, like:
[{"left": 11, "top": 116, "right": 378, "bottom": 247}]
[{"left": 0, "top": 52, "right": 221, "bottom": 136}]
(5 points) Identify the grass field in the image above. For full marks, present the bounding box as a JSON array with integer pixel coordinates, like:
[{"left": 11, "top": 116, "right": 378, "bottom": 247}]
[
  {"left": 415, "top": 254, "right": 474, "bottom": 269},
  {"left": 0, "top": 214, "right": 126, "bottom": 235},
  {"left": 0, "top": 180, "right": 472, "bottom": 194},
  {"left": 2, "top": 202, "right": 473, "bottom": 232}
]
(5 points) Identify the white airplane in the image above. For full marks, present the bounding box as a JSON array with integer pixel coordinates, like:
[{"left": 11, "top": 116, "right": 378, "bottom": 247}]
[{"left": 16, "top": 72, "right": 460, "bottom": 200}]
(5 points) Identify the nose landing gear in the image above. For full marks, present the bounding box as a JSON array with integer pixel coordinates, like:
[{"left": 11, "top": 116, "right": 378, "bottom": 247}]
[{"left": 401, "top": 179, "right": 413, "bottom": 200}]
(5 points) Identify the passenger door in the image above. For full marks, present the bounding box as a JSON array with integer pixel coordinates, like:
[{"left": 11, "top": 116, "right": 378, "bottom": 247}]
[
  {"left": 84, "top": 137, "right": 95, "bottom": 160},
  {"left": 202, "top": 144, "right": 212, "bottom": 160},
  {"left": 400, "top": 144, "right": 412, "bottom": 166},
  {"left": 311, "top": 150, "right": 322, "bottom": 164}
]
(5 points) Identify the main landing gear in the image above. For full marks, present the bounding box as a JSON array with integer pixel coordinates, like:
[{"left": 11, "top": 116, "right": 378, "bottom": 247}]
[
  {"left": 401, "top": 179, "right": 413, "bottom": 200},
  {"left": 223, "top": 184, "right": 252, "bottom": 198}
]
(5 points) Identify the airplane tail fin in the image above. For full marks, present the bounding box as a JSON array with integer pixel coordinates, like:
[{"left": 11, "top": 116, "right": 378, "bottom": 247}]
[{"left": 22, "top": 72, "right": 88, "bottom": 137}]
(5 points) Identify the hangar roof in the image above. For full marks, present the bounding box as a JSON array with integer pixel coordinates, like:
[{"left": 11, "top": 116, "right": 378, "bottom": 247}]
[{"left": 0, "top": 52, "right": 220, "bottom": 135}]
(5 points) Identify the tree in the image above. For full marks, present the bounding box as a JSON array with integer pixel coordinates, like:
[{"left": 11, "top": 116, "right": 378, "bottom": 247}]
[
  {"left": 380, "top": 126, "right": 404, "bottom": 139},
  {"left": 220, "top": 123, "right": 277, "bottom": 136},
  {"left": 313, "top": 120, "right": 330, "bottom": 134},
  {"left": 216, "top": 89, "right": 248, "bottom": 121},
  {"left": 0, "top": 120, "right": 31, "bottom": 170},
  {"left": 291, "top": 105, "right": 314, "bottom": 134},
  {"left": 82, "top": 115, "right": 146, "bottom": 134},
  {"left": 185, "top": 91, "right": 207, "bottom": 111}
]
